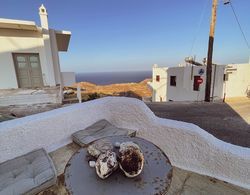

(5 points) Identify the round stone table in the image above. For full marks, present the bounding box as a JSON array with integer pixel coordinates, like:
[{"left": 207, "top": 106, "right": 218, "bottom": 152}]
[{"left": 65, "top": 136, "right": 173, "bottom": 195}]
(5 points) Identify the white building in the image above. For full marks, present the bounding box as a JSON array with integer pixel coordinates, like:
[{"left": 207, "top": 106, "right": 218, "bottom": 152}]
[
  {"left": 148, "top": 63, "right": 250, "bottom": 102},
  {"left": 0, "top": 5, "right": 74, "bottom": 105},
  {"left": 224, "top": 63, "right": 250, "bottom": 98}
]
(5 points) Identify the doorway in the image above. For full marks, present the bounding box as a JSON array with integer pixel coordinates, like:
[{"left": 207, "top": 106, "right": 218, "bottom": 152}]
[{"left": 13, "top": 53, "right": 44, "bottom": 88}]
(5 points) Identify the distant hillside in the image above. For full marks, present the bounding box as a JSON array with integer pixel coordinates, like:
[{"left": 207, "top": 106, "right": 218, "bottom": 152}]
[{"left": 65, "top": 79, "right": 152, "bottom": 100}]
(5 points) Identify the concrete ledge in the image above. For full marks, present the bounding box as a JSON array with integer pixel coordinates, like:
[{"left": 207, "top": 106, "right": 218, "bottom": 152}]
[
  {"left": 0, "top": 97, "right": 249, "bottom": 189},
  {"left": 0, "top": 87, "right": 61, "bottom": 106}
]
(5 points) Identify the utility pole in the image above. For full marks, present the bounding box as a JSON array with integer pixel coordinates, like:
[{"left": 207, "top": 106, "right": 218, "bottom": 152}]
[{"left": 205, "top": 0, "right": 218, "bottom": 102}]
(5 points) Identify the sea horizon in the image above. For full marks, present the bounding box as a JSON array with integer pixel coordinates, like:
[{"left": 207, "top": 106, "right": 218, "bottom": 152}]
[{"left": 76, "top": 70, "right": 152, "bottom": 85}]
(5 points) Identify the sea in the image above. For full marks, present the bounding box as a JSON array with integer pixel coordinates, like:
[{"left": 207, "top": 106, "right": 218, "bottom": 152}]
[{"left": 76, "top": 71, "right": 151, "bottom": 85}]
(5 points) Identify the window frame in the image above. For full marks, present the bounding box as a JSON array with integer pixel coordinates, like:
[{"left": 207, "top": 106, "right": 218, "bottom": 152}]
[
  {"left": 170, "top": 76, "right": 176, "bottom": 86},
  {"left": 156, "top": 75, "right": 160, "bottom": 82}
]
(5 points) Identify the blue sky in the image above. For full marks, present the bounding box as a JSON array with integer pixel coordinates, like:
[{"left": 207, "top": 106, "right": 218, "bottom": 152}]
[{"left": 1, "top": 0, "right": 250, "bottom": 72}]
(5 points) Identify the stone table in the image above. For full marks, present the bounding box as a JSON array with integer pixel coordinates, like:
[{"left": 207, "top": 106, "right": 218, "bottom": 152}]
[{"left": 65, "top": 136, "right": 173, "bottom": 195}]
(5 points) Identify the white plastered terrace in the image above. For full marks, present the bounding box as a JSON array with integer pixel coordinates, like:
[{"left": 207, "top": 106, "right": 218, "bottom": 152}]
[{"left": 0, "top": 97, "right": 249, "bottom": 189}]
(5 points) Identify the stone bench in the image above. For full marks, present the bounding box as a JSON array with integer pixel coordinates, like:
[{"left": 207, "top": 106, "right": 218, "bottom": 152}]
[
  {"left": 72, "top": 119, "right": 137, "bottom": 147},
  {"left": 0, "top": 149, "right": 57, "bottom": 195}
]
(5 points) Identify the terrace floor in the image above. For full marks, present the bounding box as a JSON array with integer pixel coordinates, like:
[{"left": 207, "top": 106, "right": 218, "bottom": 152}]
[{"left": 38, "top": 143, "right": 250, "bottom": 195}]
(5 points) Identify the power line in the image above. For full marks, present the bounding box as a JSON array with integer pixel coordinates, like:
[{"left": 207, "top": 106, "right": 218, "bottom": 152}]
[
  {"left": 229, "top": 0, "right": 250, "bottom": 50},
  {"left": 189, "top": 0, "right": 210, "bottom": 56}
]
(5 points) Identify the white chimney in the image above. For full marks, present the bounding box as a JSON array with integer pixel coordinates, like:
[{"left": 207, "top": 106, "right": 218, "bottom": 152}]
[{"left": 39, "top": 4, "right": 48, "bottom": 29}]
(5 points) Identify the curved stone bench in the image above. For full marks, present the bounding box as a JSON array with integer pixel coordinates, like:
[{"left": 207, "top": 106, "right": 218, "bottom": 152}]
[{"left": 0, "top": 97, "right": 249, "bottom": 189}]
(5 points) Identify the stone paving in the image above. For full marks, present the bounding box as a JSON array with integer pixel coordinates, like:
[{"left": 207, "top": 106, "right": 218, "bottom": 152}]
[
  {"left": 168, "top": 167, "right": 249, "bottom": 195},
  {"left": 38, "top": 143, "right": 250, "bottom": 195},
  {"left": 147, "top": 97, "right": 250, "bottom": 147}
]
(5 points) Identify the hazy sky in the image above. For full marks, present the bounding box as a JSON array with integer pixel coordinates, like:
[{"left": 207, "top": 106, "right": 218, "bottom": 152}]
[{"left": 1, "top": 0, "right": 250, "bottom": 73}]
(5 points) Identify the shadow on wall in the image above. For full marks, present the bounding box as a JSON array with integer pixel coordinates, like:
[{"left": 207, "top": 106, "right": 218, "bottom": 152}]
[
  {"left": 152, "top": 82, "right": 167, "bottom": 102},
  {"left": 0, "top": 29, "right": 55, "bottom": 89},
  {"left": 147, "top": 100, "right": 250, "bottom": 147},
  {"left": 246, "top": 85, "right": 250, "bottom": 97},
  {"left": 0, "top": 29, "right": 43, "bottom": 53}
]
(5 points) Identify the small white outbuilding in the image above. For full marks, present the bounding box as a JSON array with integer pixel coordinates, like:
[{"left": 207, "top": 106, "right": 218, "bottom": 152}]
[{"left": 148, "top": 63, "right": 250, "bottom": 102}]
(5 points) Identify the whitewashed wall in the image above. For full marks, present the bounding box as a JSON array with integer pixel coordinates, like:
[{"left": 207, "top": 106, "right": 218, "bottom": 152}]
[
  {"left": 0, "top": 28, "right": 57, "bottom": 89},
  {"left": 167, "top": 65, "right": 225, "bottom": 101},
  {"left": 225, "top": 63, "right": 250, "bottom": 98},
  {"left": 148, "top": 65, "right": 168, "bottom": 102},
  {"left": 0, "top": 97, "right": 249, "bottom": 189},
  {"left": 149, "top": 65, "right": 226, "bottom": 102},
  {"left": 49, "top": 29, "right": 61, "bottom": 86}
]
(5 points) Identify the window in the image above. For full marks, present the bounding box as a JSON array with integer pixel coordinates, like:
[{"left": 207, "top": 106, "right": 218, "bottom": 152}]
[
  {"left": 170, "top": 76, "right": 176, "bottom": 86},
  {"left": 193, "top": 76, "right": 201, "bottom": 91},
  {"left": 156, "top": 75, "right": 160, "bottom": 82}
]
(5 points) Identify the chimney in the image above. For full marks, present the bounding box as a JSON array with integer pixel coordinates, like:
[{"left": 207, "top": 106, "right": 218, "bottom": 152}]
[
  {"left": 153, "top": 64, "right": 158, "bottom": 68},
  {"left": 39, "top": 4, "right": 48, "bottom": 29}
]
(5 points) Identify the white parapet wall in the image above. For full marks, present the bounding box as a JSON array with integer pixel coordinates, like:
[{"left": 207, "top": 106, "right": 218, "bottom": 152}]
[{"left": 0, "top": 97, "right": 249, "bottom": 189}]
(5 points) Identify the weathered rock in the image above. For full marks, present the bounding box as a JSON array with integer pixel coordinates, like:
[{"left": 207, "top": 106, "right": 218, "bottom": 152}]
[
  {"left": 95, "top": 151, "right": 118, "bottom": 179},
  {"left": 87, "top": 139, "right": 113, "bottom": 158},
  {"left": 118, "top": 142, "right": 144, "bottom": 178}
]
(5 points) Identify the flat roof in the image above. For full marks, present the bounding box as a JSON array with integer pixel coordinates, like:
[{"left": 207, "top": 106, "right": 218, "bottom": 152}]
[
  {"left": 0, "top": 18, "right": 38, "bottom": 31},
  {"left": 0, "top": 18, "right": 71, "bottom": 51},
  {"left": 55, "top": 30, "right": 71, "bottom": 51}
]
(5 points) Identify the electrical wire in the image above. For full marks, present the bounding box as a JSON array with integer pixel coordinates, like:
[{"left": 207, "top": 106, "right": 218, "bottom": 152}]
[
  {"left": 189, "top": 0, "right": 210, "bottom": 56},
  {"left": 229, "top": 0, "right": 250, "bottom": 50}
]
